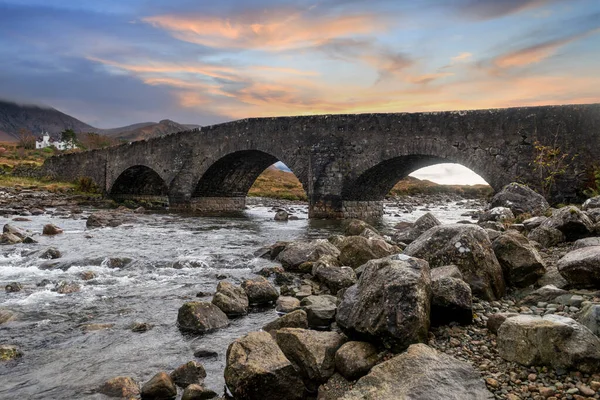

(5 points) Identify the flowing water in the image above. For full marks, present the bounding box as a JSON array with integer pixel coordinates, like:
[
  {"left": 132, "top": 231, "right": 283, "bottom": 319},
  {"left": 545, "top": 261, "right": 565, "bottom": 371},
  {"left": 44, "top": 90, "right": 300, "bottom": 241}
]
[{"left": 0, "top": 200, "right": 480, "bottom": 399}]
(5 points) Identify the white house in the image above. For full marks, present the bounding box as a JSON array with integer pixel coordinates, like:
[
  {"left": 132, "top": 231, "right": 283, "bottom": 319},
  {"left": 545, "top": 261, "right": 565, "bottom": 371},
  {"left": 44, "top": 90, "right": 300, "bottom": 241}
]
[{"left": 35, "top": 132, "right": 77, "bottom": 150}]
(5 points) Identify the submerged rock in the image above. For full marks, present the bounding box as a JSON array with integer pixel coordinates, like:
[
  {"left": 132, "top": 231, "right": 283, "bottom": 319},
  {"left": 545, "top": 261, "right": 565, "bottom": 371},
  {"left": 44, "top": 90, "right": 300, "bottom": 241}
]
[
  {"left": 276, "top": 239, "right": 340, "bottom": 271},
  {"left": 224, "top": 331, "right": 304, "bottom": 400},
  {"left": 0, "top": 345, "right": 23, "bottom": 361},
  {"left": 211, "top": 281, "right": 248, "bottom": 317},
  {"left": 170, "top": 361, "right": 206, "bottom": 388},
  {"left": 241, "top": 276, "right": 278, "bottom": 305},
  {"left": 42, "top": 224, "right": 63, "bottom": 235},
  {"left": 263, "top": 309, "right": 308, "bottom": 332},
  {"left": 140, "top": 371, "right": 177, "bottom": 400},
  {"left": 98, "top": 376, "right": 140, "bottom": 398},
  {"left": 5, "top": 282, "right": 22, "bottom": 293}
]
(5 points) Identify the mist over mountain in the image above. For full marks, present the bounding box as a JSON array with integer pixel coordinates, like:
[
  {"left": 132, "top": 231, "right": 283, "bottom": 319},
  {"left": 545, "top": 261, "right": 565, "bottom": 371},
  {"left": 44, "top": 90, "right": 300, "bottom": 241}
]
[{"left": 0, "top": 100, "right": 199, "bottom": 142}]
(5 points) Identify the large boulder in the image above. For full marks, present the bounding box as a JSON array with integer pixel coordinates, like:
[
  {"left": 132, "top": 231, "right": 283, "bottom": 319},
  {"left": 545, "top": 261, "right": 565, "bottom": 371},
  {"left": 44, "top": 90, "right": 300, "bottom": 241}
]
[
  {"left": 404, "top": 224, "right": 505, "bottom": 301},
  {"left": 338, "top": 236, "right": 400, "bottom": 269},
  {"left": 312, "top": 259, "right": 357, "bottom": 295},
  {"left": 224, "top": 331, "right": 305, "bottom": 400},
  {"left": 489, "top": 182, "right": 549, "bottom": 216},
  {"left": 275, "top": 328, "right": 347, "bottom": 387},
  {"left": 340, "top": 344, "right": 493, "bottom": 400},
  {"left": 334, "top": 341, "right": 379, "bottom": 381},
  {"left": 301, "top": 295, "right": 337, "bottom": 328},
  {"left": 140, "top": 372, "right": 177, "bottom": 400},
  {"left": 431, "top": 276, "right": 472, "bottom": 326},
  {"left": 393, "top": 213, "right": 441, "bottom": 244},
  {"left": 211, "top": 281, "right": 248, "bottom": 317},
  {"left": 336, "top": 255, "right": 431, "bottom": 352},
  {"left": 574, "top": 237, "right": 600, "bottom": 249},
  {"left": 177, "top": 301, "right": 229, "bottom": 334},
  {"left": 522, "top": 216, "right": 547, "bottom": 231},
  {"left": 276, "top": 240, "right": 340, "bottom": 271},
  {"left": 578, "top": 303, "right": 600, "bottom": 336},
  {"left": 241, "top": 277, "right": 278, "bottom": 305},
  {"left": 583, "top": 196, "right": 600, "bottom": 211},
  {"left": 344, "top": 219, "right": 379, "bottom": 237},
  {"left": 557, "top": 246, "right": 600, "bottom": 288},
  {"left": 539, "top": 206, "right": 594, "bottom": 241},
  {"left": 497, "top": 314, "right": 600, "bottom": 373},
  {"left": 492, "top": 231, "right": 546, "bottom": 287}
]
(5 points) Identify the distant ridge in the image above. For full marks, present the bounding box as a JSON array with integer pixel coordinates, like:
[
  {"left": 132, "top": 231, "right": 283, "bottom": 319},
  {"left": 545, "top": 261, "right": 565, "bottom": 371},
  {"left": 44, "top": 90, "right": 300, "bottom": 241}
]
[{"left": 0, "top": 99, "right": 200, "bottom": 142}]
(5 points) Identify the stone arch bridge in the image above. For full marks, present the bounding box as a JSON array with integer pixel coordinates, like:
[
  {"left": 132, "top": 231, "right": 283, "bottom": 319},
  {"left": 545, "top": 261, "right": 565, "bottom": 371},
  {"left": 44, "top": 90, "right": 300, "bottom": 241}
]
[{"left": 42, "top": 104, "right": 600, "bottom": 219}]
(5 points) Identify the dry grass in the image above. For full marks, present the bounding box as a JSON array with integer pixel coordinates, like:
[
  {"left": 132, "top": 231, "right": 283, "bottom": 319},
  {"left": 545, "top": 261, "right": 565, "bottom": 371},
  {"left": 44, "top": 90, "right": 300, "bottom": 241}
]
[
  {"left": 249, "top": 166, "right": 308, "bottom": 201},
  {"left": 0, "top": 175, "right": 76, "bottom": 192}
]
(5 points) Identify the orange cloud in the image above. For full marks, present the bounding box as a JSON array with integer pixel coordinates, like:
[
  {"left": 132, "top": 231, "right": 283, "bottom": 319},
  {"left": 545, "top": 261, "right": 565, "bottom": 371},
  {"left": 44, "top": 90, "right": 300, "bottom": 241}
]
[
  {"left": 409, "top": 72, "right": 454, "bottom": 85},
  {"left": 493, "top": 28, "right": 600, "bottom": 69},
  {"left": 142, "top": 11, "right": 385, "bottom": 50},
  {"left": 451, "top": 52, "right": 473, "bottom": 62}
]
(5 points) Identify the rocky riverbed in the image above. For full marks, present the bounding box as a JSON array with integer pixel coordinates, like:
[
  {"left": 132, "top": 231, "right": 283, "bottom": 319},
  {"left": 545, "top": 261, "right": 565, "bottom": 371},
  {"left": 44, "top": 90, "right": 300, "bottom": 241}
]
[{"left": 2, "top": 184, "right": 600, "bottom": 399}]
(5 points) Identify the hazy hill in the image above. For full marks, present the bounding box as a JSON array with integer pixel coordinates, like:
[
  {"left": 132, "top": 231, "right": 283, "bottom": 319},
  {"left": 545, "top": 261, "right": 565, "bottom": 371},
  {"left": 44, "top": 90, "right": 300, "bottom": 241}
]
[
  {"left": 0, "top": 100, "right": 97, "bottom": 140},
  {"left": 0, "top": 100, "right": 199, "bottom": 142}
]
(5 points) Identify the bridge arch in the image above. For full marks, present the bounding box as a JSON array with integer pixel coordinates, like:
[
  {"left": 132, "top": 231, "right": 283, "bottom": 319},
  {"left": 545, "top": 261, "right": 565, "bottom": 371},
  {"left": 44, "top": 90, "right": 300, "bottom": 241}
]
[
  {"left": 188, "top": 150, "right": 308, "bottom": 212},
  {"left": 109, "top": 165, "right": 169, "bottom": 204}
]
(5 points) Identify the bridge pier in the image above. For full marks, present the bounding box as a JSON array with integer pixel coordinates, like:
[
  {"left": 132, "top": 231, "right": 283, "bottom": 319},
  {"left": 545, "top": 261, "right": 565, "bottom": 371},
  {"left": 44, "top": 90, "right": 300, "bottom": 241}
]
[
  {"left": 188, "top": 197, "right": 246, "bottom": 213},
  {"left": 309, "top": 199, "right": 384, "bottom": 220}
]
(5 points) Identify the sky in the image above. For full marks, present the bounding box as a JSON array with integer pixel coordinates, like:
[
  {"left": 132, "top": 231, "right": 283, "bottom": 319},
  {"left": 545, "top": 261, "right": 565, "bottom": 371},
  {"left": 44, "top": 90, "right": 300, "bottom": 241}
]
[{"left": 1, "top": 0, "right": 598, "bottom": 184}]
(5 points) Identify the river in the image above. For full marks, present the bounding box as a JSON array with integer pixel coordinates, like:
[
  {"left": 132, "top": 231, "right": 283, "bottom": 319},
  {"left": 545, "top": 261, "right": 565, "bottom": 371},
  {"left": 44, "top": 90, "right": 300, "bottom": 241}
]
[{"left": 0, "top": 199, "right": 481, "bottom": 399}]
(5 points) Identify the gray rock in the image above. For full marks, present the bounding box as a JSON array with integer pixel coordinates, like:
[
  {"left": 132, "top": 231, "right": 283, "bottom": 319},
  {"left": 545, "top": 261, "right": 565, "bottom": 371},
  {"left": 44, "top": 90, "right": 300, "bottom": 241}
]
[
  {"left": 479, "top": 221, "right": 505, "bottom": 232},
  {"left": 141, "top": 371, "right": 177, "bottom": 400},
  {"left": 336, "top": 255, "right": 431, "bottom": 352},
  {"left": 275, "top": 328, "right": 347, "bottom": 386},
  {"left": 539, "top": 206, "right": 594, "bottom": 241},
  {"left": 587, "top": 209, "right": 600, "bottom": 223},
  {"left": 313, "top": 260, "right": 357, "bottom": 295},
  {"left": 520, "top": 285, "right": 568, "bottom": 305},
  {"left": 479, "top": 207, "right": 514, "bottom": 223},
  {"left": 573, "top": 237, "right": 600, "bottom": 249},
  {"left": 523, "top": 216, "right": 548, "bottom": 231},
  {"left": 394, "top": 212, "right": 441, "bottom": 244},
  {"left": 274, "top": 210, "right": 289, "bottom": 221},
  {"left": 404, "top": 224, "right": 505, "bottom": 301},
  {"left": 263, "top": 309, "right": 308, "bottom": 332},
  {"left": 340, "top": 343, "right": 493, "bottom": 400},
  {"left": 211, "top": 281, "right": 248, "bottom": 317},
  {"left": 5, "top": 282, "right": 22, "bottom": 293},
  {"left": 338, "top": 236, "right": 401, "bottom": 269},
  {"left": 497, "top": 314, "right": 600, "bottom": 373},
  {"left": 170, "top": 361, "right": 207, "bottom": 388},
  {"left": 334, "top": 341, "right": 379, "bottom": 381},
  {"left": 224, "top": 331, "right": 304, "bottom": 400},
  {"left": 430, "top": 265, "right": 463, "bottom": 281},
  {"left": 583, "top": 196, "right": 600, "bottom": 211},
  {"left": 177, "top": 301, "right": 229, "bottom": 334},
  {"left": 527, "top": 226, "right": 565, "bottom": 248},
  {"left": 86, "top": 210, "right": 135, "bottom": 228},
  {"left": 241, "top": 276, "right": 278, "bottom": 305},
  {"left": 431, "top": 276, "right": 472, "bottom": 326},
  {"left": 301, "top": 295, "right": 337, "bottom": 328},
  {"left": 0, "top": 309, "right": 15, "bottom": 325},
  {"left": 3, "top": 224, "right": 27, "bottom": 239},
  {"left": 577, "top": 303, "right": 600, "bottom": 336},
  {"left": 557, "top": 246, "right": 600, "bottom": 288},
  {"left": 492, "top": 231, "right": 546, "bottom": 287},
  {"left": 276, "top": 239, "right": 340, "bottom": 271},
  {"left": 39, "top": 247, "right": 62, "bottom": 260},
  {"left": 489, "top": 182, "right": 549, "bottom": 216},
  {"left": 0, "top": 232, "right": 22, "bottom": 244},
  {"left": 54, "top": 281, "right": 80, "bottom": 294},
  {"left": 485, "top": 229, "right": 502, "bottom": 241},
  {"left": 276, "top": 296, "right": 301, "bottom": 313}
]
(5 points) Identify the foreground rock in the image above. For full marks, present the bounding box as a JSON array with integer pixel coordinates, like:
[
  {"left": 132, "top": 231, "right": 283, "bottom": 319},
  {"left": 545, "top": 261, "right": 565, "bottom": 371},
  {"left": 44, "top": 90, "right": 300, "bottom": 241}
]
[
  {"left": 340, "top": 344, "right": 493, "bottom": 400},
  {"left": 181, "top": 384, "right": 217, "bottom": 400},
  {"left": 98, "top": 376, "right": 140, "bottom": 398},
  {"left": 489, "top": 182, "right": 549, "bottom": 216},
  {"left": 211, "top": 281, "right": 248, "bottom": 317},
  {"left": 583, "top": 195, "right": 600, "bottom": 211},
  {"left": 334, "top": 341, "right": 379, "bottom": 380},
  {"left": 527, "top": 226, "right": 565, "bottom": 248},
  {"left": 263, "top": 309, "right": 308, "bottom": 332},
  {"left": 479, "top": 207, "right": 514, "bottom": 223},
  {"left": 337, "top": 255, "right": 431, "bottom": 352},
  {"left": 557, "top": 246, "right": 600, "bottom": 288},
  {"left": 539, "top": 206, "right": 594, "bottom": 241},
  {"left": 431, "top": 276, "right": 472, "bottom": 326},
  {"left": 241, "top": 277, "right": 278, "bottom": 305},
  {"left": 224, "top": 331, "right": 304, "bottom": 400},
  {"left": 492, "top": 231, "right": 546, "bottom": 287},
  {"left": 337, "top": 236, "right": 400, "bottom": 269},
  {"left": 177, "top": 301, "right": 229, "bottom": 334},
  {"left": 393, "top": 212, "right": 440, "bottom": 244},
  {"left": 344, "top": 219, "right": 379, "bottom": 237},
  {"left": 301, "top": 295, "right": 337, "bottom": 328},
  {"left": 404, "top": 224, "right": 505, "bottom": 300},
  {"left": 141, "top": 371, "right": 177, "bottom": 399},
  {"left": 276, "top": 328, "right": 347, "bottom": 388},
  {"left": 578, "top": 303, "right": 600, "bottom": 336},
  {"left": 312, "top": 260, "right": 357, "bottom": 294},
  {"left": 170, "top": 361, "right": 206, "bottom": 388},
  {"left": 276, "top": 240, "right": 340, "bottom": 271},
  {"left": 497, "top": 314, "right": 600, "bottom": 373}
]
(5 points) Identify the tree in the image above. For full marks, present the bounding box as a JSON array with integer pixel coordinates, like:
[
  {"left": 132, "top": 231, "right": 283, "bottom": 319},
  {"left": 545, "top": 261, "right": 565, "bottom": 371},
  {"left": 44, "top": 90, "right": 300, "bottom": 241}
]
[
  {"left": 530, "top": 139, "right": 576, "bottom": 199},
  {"left": 61, "top": 128, "right": 78, "bottom": 148},
  {"left": 17, "top": 128, "right": 36, "bottom": 150},
  {"left": 80, "top": 132, "right": 117, "bottom": 149}
]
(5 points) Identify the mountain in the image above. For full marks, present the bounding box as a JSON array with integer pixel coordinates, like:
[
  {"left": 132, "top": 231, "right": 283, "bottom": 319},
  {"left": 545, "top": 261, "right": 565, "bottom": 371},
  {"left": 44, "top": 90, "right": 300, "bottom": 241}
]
[
  {"left": 0, "top": 100, "right": 97, "bottom": 140},
  {"left": 0, "top": 100, "right": 200, "bottom": 142}
]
